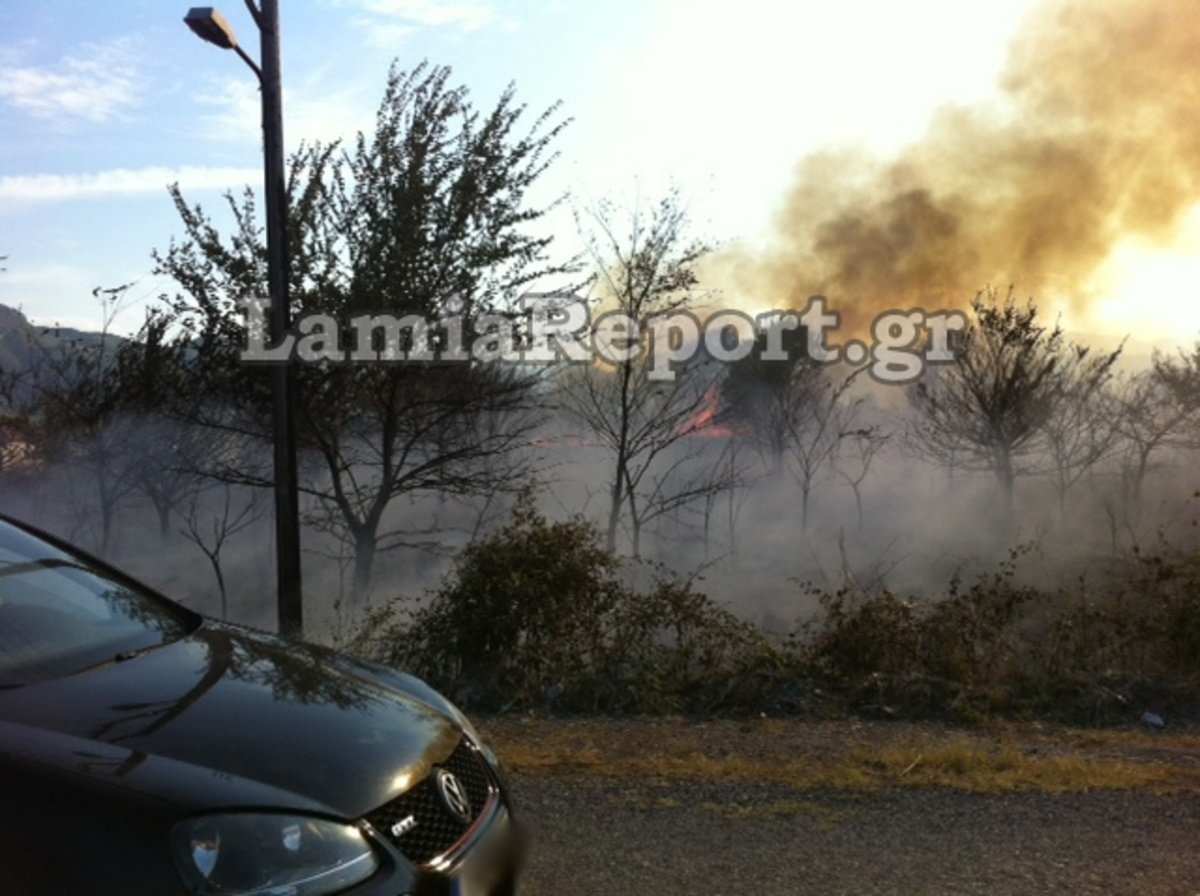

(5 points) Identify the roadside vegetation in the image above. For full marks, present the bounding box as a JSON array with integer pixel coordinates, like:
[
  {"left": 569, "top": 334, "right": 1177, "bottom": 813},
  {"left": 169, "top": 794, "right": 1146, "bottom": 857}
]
[{"left": 341, "top": 489, "right": 1200, "bottom": 727}]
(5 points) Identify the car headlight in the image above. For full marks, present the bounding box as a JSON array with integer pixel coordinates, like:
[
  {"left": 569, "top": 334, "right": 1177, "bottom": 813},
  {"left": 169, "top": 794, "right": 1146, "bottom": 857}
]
[{"left": 172, "top": 813, "right": 378, "bottom": 895}]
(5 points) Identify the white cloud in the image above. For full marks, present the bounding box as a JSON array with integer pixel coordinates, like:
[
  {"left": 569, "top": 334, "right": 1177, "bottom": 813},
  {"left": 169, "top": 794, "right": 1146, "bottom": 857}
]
[
  {"left": 0, "top": 261, "right": 106, "bottom": 329},
  {"left": 187, "top": 74, "right": 375, "bottom": 149},
  {"left": 186, "top": 76, "right": 263, "bottom": 144},
  {"left": 337, "top": 0, "right": 519, "bottom": 42},
  {"left": 350, "top": 18, "right": 418, "bottom": 48},
  {"left": 0, "top": 166, "right": 262, "bottom": 204},
  {"left": 357, "top": 0, "right": 508, "bottom": 31},
  {"left": 0, "top": 40, "right": 140, "bottom": 122}
]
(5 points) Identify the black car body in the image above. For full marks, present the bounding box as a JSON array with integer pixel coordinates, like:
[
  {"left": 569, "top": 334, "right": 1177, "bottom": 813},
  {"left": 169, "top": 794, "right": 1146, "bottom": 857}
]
[{"left": 0, "top": 515, "right": 522, "bottom": 895}]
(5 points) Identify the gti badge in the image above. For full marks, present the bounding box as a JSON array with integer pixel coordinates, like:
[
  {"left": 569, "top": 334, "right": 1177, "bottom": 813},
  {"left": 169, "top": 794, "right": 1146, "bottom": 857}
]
[{"left": 390, "top": 814, "right": 417, "bottom": 838}]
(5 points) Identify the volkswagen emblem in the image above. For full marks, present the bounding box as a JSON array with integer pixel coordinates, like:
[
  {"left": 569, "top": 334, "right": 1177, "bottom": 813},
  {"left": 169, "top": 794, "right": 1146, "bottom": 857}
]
[{"left": 435, "top": 769, "right": 472, "bottom": 823}]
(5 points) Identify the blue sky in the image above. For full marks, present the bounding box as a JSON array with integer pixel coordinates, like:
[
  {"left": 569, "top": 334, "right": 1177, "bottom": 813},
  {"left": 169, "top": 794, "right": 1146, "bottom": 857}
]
[{"left": 5, "top": 0, "right": 1196, "bottom": 345}]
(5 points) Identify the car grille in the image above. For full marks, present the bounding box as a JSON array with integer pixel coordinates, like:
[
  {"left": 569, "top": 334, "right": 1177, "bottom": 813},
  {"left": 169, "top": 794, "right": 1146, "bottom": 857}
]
[{"left": 365, "top": 736, "right": 496, "bottom": 865}]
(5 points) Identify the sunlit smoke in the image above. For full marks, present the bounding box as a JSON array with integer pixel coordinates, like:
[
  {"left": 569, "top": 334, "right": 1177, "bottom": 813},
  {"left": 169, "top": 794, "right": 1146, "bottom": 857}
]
[{"left": 726, "top": 0, "right": 1200, "bottom": 336}]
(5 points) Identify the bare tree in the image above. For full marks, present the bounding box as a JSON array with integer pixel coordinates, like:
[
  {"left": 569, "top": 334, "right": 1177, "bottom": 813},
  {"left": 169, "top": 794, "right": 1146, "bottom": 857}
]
[
  {"left": 13, "top": 287, "right": 185, "bottom": 555},
  {"left": 698, "top": 438, "right": 753, "bottom": 559},
  {"left": 721, "top": 321, "right": 877, "bottom": 533},
  {"left": 558, "top": 188, "right": 725, "bottom": 556},
  {"left": 908, "top": 287, "right": 1119, "bottom": 528},
  {"left": 834, "top": 420, "right": 891, "bottom": 533},
  {"left": 632, "top": 421, "right": 747, "bottom": 556},
  {"left": 131, "top": 418, "right": 205, "bottom": 541},
  {"left": 1107, "top": 344, "right": 1200, "bottom": 528},
  {"left": 1039, "top": 355, "right": 1121, "bottom": 520},
  {"left": 779, "top": 368, "right": 875, "bottom": 534},
  {"left": 719, "top": 317, "right": 809, "bottom": 473},
  {"left": 178, "top": 478, "right": 269, "bottom": 619}
]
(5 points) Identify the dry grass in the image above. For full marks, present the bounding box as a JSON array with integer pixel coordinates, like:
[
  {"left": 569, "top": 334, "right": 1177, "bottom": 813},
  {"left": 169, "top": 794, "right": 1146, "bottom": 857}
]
[{"left": 480, "top": 716, "right": 1200, "bottom": 796}]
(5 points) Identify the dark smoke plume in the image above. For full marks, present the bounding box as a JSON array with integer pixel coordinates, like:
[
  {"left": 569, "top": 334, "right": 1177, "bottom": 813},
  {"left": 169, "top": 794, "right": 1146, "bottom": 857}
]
[{"left": 729, "top": 0, "right": 1200, "bottom": 332}]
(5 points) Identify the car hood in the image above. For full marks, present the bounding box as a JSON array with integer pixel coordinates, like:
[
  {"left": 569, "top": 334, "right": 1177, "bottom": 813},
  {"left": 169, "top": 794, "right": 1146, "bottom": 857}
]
[{"left": 0, "top": 621, "right": 462, "bottom": 818}]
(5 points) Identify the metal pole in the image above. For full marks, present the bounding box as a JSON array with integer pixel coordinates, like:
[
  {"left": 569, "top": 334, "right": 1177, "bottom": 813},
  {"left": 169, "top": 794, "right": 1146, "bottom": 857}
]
[{"left": 259, "top": 0, "right": 303, "bottom": 637}]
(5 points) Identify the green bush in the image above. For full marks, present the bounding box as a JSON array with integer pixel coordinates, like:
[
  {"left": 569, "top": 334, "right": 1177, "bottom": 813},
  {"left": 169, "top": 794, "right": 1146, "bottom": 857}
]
[{"left": 351, "top": 489, "right": 780, "bottom": 713}]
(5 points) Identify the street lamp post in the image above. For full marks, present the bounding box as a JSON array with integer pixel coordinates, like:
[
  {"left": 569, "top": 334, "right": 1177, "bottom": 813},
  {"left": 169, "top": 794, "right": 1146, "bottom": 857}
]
[{"left": 185, "top": 2, "right": 304, "bottom": 638}]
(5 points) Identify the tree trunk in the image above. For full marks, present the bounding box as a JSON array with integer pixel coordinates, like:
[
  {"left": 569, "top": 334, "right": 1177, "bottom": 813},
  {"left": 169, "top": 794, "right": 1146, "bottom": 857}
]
[
  {"left": 155, "top": 498, "right": 172, "bottom": 542},
  {"left": 605, "top": 486, "right": 622, "bottom": 554},
  {"left": 800, "top": 480, "right": 811, "bottom": 534},
  {"left": 353, "top": 526, "right": 378, "bottom": 605},
  {"left": 606, "top": 453, "right": 626, "bottom": 553},
  {"left": 995, "top": 447, "right": 1017, "bottom": 533}
]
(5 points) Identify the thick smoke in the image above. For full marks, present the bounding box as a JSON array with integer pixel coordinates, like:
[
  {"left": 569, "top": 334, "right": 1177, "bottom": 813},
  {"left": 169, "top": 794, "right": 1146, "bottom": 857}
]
[{"left": 729, "top": 0, "right": 1200, "bottom": 331}]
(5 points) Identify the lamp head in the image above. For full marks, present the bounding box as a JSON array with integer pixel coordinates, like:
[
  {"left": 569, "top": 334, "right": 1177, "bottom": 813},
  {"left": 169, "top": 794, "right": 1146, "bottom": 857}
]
[{"left": 184, "top": 7, "right": 239, "bottom": 50}]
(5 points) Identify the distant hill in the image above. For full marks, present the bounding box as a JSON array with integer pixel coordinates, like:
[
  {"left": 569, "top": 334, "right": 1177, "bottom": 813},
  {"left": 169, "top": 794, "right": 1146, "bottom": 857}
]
[
  {"left": 0, "top": 304, "right": 125, "bottom": 411},
  {"left": 0, "top": 303, "right": 120, "bottom": 363}
]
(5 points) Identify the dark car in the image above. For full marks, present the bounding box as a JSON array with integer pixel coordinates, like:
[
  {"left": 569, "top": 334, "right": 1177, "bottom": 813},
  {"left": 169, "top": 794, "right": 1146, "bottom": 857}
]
[{"left": 0, "top": 514, "right": 523, "bottom": 895}]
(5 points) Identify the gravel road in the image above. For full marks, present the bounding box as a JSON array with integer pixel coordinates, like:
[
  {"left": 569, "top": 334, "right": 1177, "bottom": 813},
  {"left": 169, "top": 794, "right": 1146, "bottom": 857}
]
[{"left": 511, "top": 773, "right": 1200, "bottom": 895}]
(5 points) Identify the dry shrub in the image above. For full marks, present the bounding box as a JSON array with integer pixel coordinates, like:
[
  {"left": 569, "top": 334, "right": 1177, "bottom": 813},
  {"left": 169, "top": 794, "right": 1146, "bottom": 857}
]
[{"left": 798, "top": 544, "right": 1200, "bottom": 722}]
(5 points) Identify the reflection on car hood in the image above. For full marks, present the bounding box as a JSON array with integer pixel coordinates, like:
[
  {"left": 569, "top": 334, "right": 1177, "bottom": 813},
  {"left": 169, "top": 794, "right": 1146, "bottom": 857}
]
[{"left": 0, "top": 621, "right": 462, "bottom": 817}]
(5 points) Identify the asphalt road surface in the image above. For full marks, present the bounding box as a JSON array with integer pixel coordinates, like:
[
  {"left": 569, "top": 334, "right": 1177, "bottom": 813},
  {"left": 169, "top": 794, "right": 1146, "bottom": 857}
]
[{"left": 513, "top": 776, "right": 1200, "bottom": 895}]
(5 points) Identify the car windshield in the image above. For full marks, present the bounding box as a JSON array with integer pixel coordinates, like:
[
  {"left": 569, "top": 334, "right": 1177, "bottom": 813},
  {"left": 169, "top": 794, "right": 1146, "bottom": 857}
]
[{"left": 0, "top": 520, "right": 194, "bottom": 688}]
